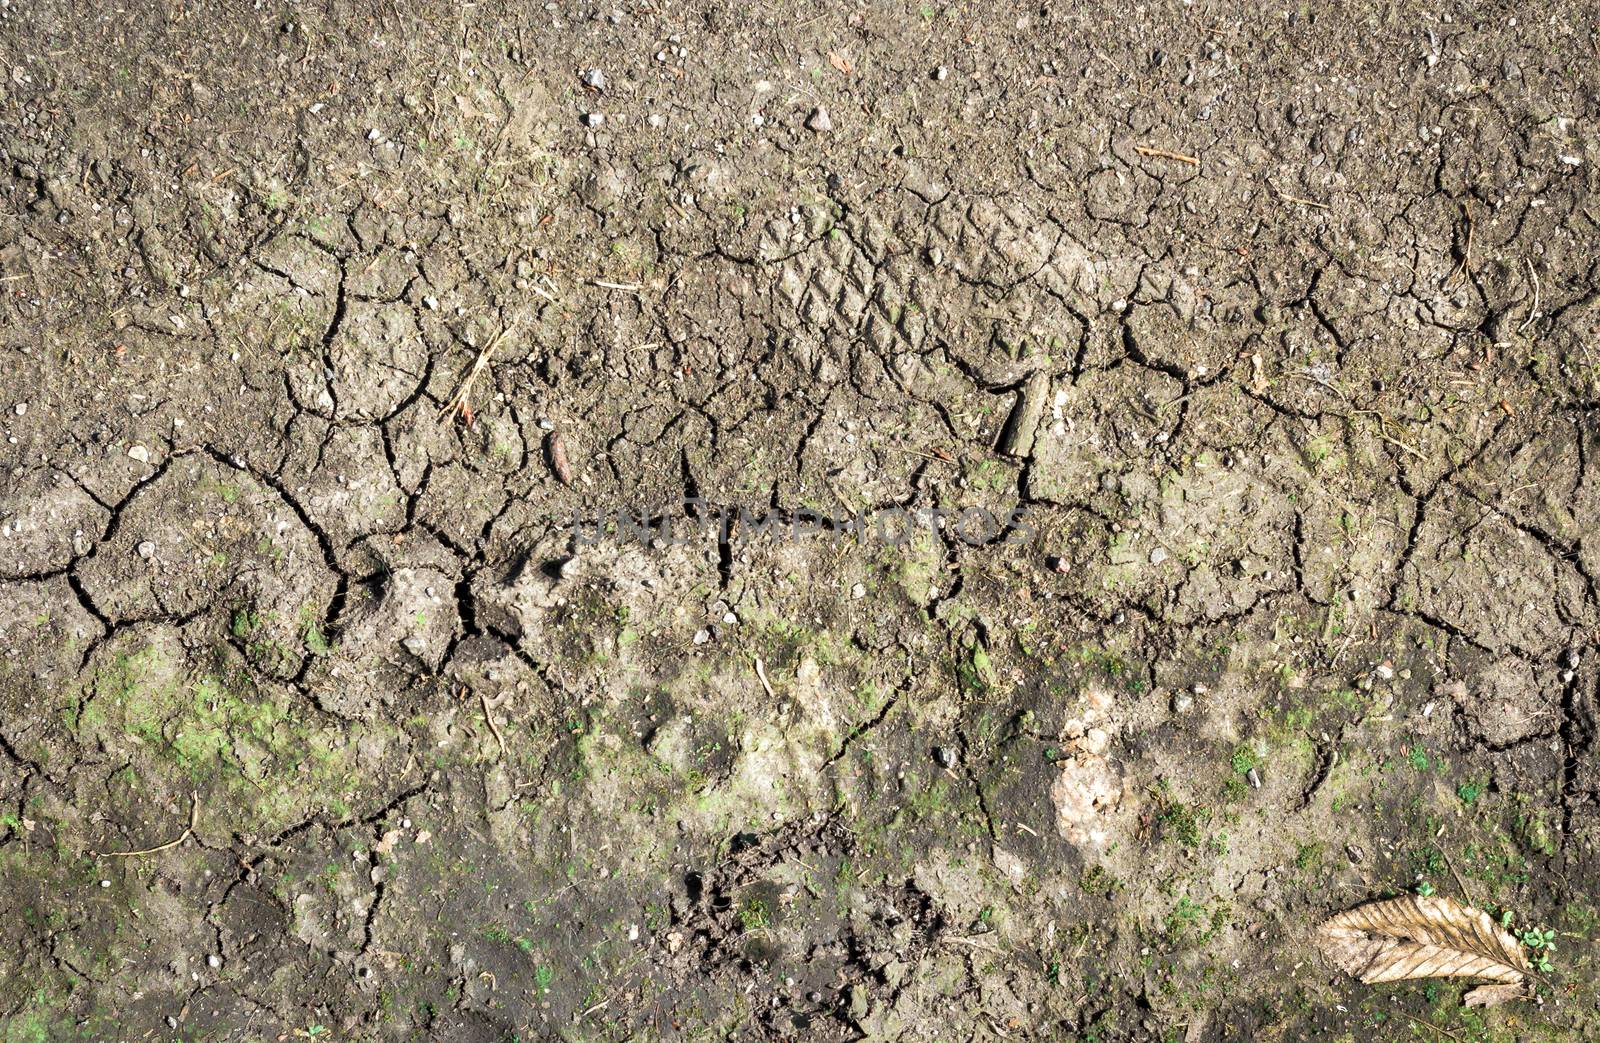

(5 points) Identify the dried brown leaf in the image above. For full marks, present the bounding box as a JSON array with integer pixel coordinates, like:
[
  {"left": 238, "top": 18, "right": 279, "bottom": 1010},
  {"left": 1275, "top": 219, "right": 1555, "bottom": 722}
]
[
  {"left": 1463, "top": 982, "right": 1532, "bottom": 1007},
  {"left": 1317, "top": 895, "right": 1529, "bottom": 988},
  {"left": 828, "top": 50, "right": 854, "bottom": 76}
]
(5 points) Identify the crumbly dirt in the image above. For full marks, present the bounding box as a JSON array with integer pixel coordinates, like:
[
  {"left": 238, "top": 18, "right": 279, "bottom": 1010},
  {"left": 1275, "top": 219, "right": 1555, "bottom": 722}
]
[{"left": 1, "top": 2, "right": 1598, "bottom": 1041}]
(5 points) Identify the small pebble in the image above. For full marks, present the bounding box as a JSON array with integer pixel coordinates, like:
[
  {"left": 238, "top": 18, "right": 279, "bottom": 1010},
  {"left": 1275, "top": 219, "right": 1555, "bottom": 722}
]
[
  {"left": 1170, "top": 691, "right": 1194, "bottom": 714},
  {"left": 13, "top": 403, "right": 25, "bottom": 416},
  {"left": 1148, "top": 547, "right": 1169, "bottom": 565},
  {"left": 1374, "top": 663, "right": 1394, "bottom": 681},
  {"left": 934, "top": 746, "right": 958, "bottom": 769},
  {"left": 365, "top": 128, "right": 382, "bottom": 141},
  {"left": 933, "top": 65, "right": 949, "bottom": 80},
  {"left": 136, "top": 541, "right": 156, "bottom": 559},
  {"left": 805, "top": 106, "right": 833, "bottom": 133},
  {"left": 851, "top": 583, "right": 865, "bottom": 599},
  {"left": 128, "top": 445, "right": 150, "bottom": 464},
  {"left": 692, "top": 629, "right": 710, "bottom": 645},
  {"left": 581, "top": 68, "right": 606, "bottom": 90},
  {"left": 582, "top": 112, "right": 605, "bottom": 128},
  {"left": 1246, "top": 767, "right": 1262, "bottom": 789},
  {"left": 207, "top": 954, "right": 221, "bottom": 969}
]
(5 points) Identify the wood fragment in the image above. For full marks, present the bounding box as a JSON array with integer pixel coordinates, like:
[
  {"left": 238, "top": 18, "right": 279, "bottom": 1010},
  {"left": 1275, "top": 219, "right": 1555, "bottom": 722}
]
[
  {"left": 997, "top": 370, "right": 1050, "bottom": 458},
  {"left": 547, "top": 431, "right": 572, "bottom": 484}
]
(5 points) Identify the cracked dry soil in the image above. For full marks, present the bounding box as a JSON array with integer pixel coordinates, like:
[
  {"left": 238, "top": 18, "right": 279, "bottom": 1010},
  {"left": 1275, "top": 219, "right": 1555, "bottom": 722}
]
[{"left": 2, "top": 2, "right": 1599, "bottom": 1041}]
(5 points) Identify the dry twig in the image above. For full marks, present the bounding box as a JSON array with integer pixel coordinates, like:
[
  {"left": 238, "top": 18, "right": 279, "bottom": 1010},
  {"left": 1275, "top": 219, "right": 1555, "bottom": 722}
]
[
  {"left": 99, "top": 791, "right": 200, "bottom": 859},
  {"left": 439, "top": 321, "right": 519, "bottom": 422},
  {"left": 1134, "top": 145, "right": 1200, "bottom": 166}
]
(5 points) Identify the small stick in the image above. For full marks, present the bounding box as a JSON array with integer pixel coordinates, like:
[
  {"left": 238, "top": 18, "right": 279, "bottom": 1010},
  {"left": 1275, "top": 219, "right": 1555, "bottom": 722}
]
[
  {"left": 1272, "top": 185, "right": 1330, "bottom": 210},
  {"left": 99, "top": 791, "right": 200, "bottom": 859},
  {"left": 590, "top": 280, "right": 642, "bottom": 291},
  {"left": 1134, "top": 145, "right": 1200, "bottom": 166},
  {"left": 1517, "top": 258, "right": 1540, "bottom": 334},
  {"left": 1444, "top": 201, "right": 1474, "bottom": 290},
  {"left": 754, "top": 657, "right": 776, "bottom": 699},
  {"left": 481, "top": 691, "right": 508, "bottom": 760},
  {"left": 940, "top": 934, "right": 1006, "bottom": 954},
  {"left": 1439, "top": 846, "right": 1475, "bottom": 907},
  {"left": 1390, "top": 1008, "right": 1470, "bottom": 1043}
]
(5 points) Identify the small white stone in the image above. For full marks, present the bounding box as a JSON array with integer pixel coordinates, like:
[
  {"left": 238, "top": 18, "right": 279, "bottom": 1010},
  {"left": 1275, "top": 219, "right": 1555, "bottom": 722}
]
[
  {"left": 692, "top": 629, "right": 710, "bottom": 645},
  {"left": 13, "top": 403, "right": 25, "bottom": 416},
  {"left": 128, "top": 445, "right": 150, "bottom": 464},
  {"left": 851, "top": 583, "right": 866, "bottom": 599},
  {"left": 1149, "top": 547, "right": 1169, "bottom": 565},
  {"left": 136, "top": 541, "right": 156, "bottom": 559}
]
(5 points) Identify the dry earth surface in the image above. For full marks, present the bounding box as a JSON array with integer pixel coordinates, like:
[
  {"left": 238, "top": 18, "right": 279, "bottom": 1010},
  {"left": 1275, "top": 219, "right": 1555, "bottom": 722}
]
[{"left": 2, "top": 1, "right": 1599, "bottom": 1040}]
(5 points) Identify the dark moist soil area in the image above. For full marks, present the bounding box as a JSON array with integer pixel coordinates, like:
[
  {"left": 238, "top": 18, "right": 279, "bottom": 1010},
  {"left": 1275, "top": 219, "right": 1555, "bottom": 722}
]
[{"left": 2, "top": 2, "right": 1599, "bottom": 1041}]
